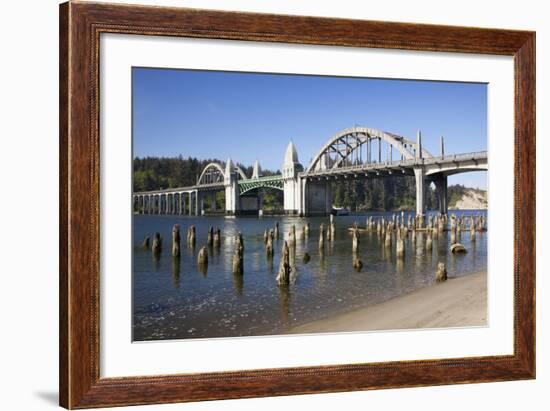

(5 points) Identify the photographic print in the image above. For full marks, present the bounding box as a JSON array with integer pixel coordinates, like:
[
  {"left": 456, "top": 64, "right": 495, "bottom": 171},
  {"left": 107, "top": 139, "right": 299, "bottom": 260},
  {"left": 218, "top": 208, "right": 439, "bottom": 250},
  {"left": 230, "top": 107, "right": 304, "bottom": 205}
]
[{"left": 131, "top": 68, "right": 488, "bottom": 341}]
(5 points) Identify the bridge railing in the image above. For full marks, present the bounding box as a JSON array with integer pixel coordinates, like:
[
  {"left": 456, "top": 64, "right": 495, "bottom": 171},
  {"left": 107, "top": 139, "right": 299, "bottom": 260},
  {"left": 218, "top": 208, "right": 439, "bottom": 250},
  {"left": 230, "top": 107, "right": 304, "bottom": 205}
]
[{"left": 301, "top": 151, "right": 488, "bottom": 177}]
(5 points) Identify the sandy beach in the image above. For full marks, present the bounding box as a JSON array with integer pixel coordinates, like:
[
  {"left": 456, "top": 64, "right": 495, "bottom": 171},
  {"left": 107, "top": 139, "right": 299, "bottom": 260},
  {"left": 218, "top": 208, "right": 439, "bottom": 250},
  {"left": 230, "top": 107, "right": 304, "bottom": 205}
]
[{"left": 288, "top": 270, "right": 487, "bottom": 334}]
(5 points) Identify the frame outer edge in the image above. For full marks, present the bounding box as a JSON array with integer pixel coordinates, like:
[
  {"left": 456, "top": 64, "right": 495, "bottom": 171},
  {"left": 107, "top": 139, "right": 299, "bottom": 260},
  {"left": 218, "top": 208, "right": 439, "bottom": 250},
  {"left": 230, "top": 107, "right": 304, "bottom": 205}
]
[
  {"left": 59, "top": 1, "right": 70, "bottom": 408},
  {"left": 61, "top": 2, "right": 536, "bottom": 408},
  {"left": 515, "top": 33, "right": 536, "bottom": 377}
]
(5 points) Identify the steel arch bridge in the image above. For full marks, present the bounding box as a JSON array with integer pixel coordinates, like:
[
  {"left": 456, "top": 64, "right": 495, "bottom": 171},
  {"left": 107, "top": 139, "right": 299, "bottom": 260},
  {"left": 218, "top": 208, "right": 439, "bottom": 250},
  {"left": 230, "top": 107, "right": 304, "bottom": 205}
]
[{"left": 133, "top": 125, "right": 487, "bottom": 217}]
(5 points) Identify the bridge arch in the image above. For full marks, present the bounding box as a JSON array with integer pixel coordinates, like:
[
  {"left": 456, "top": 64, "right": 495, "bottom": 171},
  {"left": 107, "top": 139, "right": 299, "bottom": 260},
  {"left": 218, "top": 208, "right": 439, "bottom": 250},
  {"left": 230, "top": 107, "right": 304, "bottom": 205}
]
[
  {"left": 306, "top": 126, "right": 433, "bottom": 173},
  {"left": 197, "top": 162, "right": 226, "bottom": 185},
  {"left": 235, "top": 165, "right": 248, "bottom": 180}
]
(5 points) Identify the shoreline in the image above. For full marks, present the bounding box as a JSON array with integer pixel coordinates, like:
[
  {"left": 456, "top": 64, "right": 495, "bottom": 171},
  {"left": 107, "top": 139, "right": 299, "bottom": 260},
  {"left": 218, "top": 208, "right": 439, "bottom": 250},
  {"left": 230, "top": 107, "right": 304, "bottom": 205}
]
[{"left": 287, "top": 270, "right": 487, "bottom": 334}]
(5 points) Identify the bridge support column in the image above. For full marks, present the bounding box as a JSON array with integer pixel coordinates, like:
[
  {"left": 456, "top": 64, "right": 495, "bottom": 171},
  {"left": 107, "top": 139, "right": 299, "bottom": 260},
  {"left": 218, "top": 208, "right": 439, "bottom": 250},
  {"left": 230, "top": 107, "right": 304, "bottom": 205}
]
[
  {"left": 211, "top": 192, "right": 217, "bottom": 212},
  {"left": 414, "top": 167, "right": 426, "bottom": 219},
  {"left": 283, "top": 177, "right": 302, "bottom": 215},
  {"left": 196, "top": 191, "right": 204, "bottom": 216},
  {"left": 301, "top": 178, "right": 332, "bottom": 216},
  {"left": 433, "top": 175, "right": 448, "bottom": 215},
  {"left": 282, "top": 142, "right": 304, "bottom": 215},
  {"left": 224, "top": 158, "right": 240, "bottom": 215}
]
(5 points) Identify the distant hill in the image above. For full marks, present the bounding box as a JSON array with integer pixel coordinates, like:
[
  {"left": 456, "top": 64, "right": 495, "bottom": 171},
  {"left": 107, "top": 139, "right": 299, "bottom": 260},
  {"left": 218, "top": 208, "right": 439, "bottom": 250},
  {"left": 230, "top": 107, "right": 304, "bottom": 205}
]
[{"left": 448, "top": 186, "right": 487, "bottom": 210}]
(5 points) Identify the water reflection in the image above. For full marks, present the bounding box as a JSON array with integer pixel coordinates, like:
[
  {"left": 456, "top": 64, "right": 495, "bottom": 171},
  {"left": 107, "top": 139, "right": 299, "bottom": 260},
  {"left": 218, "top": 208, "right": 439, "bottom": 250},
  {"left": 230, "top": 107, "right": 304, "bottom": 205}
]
[
  {"left": 278, "top": 284, "right": 291, "bottom": 324},
  {"left": 171, "top": 256, "right": 180, "bottom": 289},
  {"left": 232, "top": 272, "right": 244, "bottom": 296}
]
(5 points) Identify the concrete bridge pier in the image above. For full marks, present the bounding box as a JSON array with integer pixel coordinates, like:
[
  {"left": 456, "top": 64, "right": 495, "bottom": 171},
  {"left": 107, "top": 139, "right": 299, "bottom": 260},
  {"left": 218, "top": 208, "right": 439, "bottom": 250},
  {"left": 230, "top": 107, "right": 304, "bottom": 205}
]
[
  {"left": 301, "top": 178, "right": 332, "bottom": 216},
  {"left": 210, "top": 192, "right": 217, "bottom": 212},
  {"left": 282, "top": 141, "right": 304, "bottom": 215},
  {"left": 224, "top": 158, "right": 240, "bottom": 215},
  {"left": 196, "top": 191, "right": 204, "bottom": 216},
  {"left": 414, "top": 166, "right": 426, "bottom": 218},
  {"left": 433, "top": 174, "right": 448, "bottom": 215}
]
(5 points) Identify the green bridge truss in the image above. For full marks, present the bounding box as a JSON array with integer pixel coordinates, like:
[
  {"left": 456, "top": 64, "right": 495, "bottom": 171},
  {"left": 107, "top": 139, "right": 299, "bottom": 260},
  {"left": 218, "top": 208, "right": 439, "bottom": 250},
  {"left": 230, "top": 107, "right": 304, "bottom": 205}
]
[{"left": 238, "top": 175, "right": 284, "bottom": 195}]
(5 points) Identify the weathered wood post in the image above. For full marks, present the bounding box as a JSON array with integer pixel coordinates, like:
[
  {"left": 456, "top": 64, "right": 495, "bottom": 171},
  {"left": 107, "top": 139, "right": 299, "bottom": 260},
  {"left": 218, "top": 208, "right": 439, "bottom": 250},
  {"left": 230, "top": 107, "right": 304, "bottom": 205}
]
[
  {"left": 396, "top": 227, "right": 405, "bottom": 258},
  {"left": 232, "top": 232, "right": 244, "bottom": 274},
  {"left": 171, "top": 224, "right": 181, "bottom": 257},
  {"left": 319, "top": 223, "right": 325, "bottom": 250},
  {"left": 276, "top": 241, "right": 292, "bottom": 285},
  {"left": 436, "top": 262, "right": 448, "bottom": 282},
  {"left": 197, "top": 245, "right": 208, "bottom": 266},
  {"left": 263, "top": 229, "right": 268, "bottom": 244},
  {"left": 300, "top": 225, "right": 306, "bottom": 240},
  {"left": 187, "top": 225, "right": 196, "bottom": 248},
  {"left": 141, "top": 235, "right": 150, "bottom": 249},
  {"left": 266, "top": 229, "right": 274, "bottom": 257},
  {"left": 274, "top": 222, "right": 280, "bottom": 240},
  {"left": 384, "top": 224, "right": 392, "bottom": 248},
  {"left": 152, "top": 232, "right": 162, "bottom": 255},
  {"left": 470, "top": 216, "right": 476, "bottom": 242},
  {"left": 450, "top": 243, "right": 467, "bottom": 253},
  {"left": 450, "top": 225, "right": 457, "bottom": 244},
  {"left": 352, "top": 227, "right": 360, "bottom": 254},
  {"left": 207, "top": 226, "right": 214, "bottom": 247},
  {"left": 426, "top": 228, "right": 433, "bottom": 251},
  {"left": 328, "top": 214, "right": 335, "bottom": 241},
  {"left": 353, "top": 256, "right": 363, "bottom": 271},
  {"left": 213, "top": 227, "right": 221, "bottom": 248},
  {"left": 289, "top": 225, "right": 296, "bottom": 248}
]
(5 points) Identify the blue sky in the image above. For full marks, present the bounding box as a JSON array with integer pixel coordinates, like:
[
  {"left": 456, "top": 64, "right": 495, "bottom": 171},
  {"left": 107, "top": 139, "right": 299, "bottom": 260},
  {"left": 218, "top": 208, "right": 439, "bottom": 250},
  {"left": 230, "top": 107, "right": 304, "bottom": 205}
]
[{"left": 133, "top": 68, "right": 487, "bottom": 189}]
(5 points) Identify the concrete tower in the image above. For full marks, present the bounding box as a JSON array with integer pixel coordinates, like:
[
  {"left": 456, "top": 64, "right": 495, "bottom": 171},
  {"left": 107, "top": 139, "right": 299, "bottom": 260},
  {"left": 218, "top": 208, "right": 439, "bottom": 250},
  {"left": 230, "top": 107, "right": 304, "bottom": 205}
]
[
  {"left": 224, "top": 158, "right": 239, "bottom": 214},
  {"left": 252, "top": 160, "right": 262, "bottom": 179},
  {"left": 282, "top": 141, "right": 303, "bottom": 214}
]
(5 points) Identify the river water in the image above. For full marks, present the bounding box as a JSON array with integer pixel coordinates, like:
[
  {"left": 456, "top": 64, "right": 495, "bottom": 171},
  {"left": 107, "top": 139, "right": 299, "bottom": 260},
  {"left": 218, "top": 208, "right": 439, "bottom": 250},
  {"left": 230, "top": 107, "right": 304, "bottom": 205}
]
[{"left": 132, "top": 210, "right": 487, "bottom": 341}]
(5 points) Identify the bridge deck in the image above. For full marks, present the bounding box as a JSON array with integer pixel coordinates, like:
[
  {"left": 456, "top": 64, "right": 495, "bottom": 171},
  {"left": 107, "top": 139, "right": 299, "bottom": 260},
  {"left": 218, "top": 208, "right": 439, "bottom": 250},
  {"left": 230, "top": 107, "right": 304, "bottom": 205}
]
[{"left": 133, "top": 151, "right": 487, "bottom": 196}]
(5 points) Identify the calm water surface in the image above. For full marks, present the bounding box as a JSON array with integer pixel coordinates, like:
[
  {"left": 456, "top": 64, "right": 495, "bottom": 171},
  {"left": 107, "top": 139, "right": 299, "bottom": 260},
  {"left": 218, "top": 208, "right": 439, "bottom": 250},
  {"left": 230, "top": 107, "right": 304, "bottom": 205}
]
[{"left": 132, "top": 210, "right": 487, "bottom": 341}]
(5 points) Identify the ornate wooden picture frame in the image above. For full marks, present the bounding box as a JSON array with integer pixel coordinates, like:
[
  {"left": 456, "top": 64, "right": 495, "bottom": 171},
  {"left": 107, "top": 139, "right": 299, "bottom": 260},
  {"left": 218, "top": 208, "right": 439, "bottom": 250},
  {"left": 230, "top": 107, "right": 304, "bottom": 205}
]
[{"left": 59, "top": 1, "right": 535, "bottom": 408}]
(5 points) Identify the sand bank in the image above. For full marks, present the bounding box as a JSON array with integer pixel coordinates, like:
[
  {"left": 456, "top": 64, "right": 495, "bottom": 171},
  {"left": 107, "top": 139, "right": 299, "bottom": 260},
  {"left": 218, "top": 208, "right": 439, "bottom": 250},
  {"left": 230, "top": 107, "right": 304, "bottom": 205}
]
[{"left": 288, "top": 270, "right": 487, "bottom": 334}]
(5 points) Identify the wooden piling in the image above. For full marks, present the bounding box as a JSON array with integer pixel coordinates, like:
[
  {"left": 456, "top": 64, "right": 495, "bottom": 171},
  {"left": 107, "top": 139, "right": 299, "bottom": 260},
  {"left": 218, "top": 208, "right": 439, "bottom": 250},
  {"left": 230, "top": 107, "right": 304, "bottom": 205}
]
[
  {"left": 207, "top": 226, "right": 214, "bottom": 247},
  {"left": 352, "top": 227, "right": 360, "bottom": 253},
  {"left": 276, "top": 241, "right": 292, "bottom": 285},
  {"left": 396, "top": 227, "right": 405, "bottom": 258},
  {"left": 213, "top": 227, "right": 221, "bottom": 248},
  {"left": 232, "top": 233, "right": 244, "bottom": 274},
  {"left": 152, "top": 232, "right": 162, "bottom": 255},
  {"left": 187, "top": 225, "right": 196, "bottom": 248},
  {"left": 197, "top": 245, "right": 208, "bottom": 265},
  {"left": 384, "top": 225, "right": 392, "bottom": 248},
  {"left": 436, "top": 262, "right": 448, "bottom": 282},
  {"left": 289, "top": 225, "right": 296, "bottom": 248},
  {"left": 171, "top": 224, "right": 181, "bottom": 257},
  {"left": 266, "top": 229, "right": 274, "bottom": 256}
]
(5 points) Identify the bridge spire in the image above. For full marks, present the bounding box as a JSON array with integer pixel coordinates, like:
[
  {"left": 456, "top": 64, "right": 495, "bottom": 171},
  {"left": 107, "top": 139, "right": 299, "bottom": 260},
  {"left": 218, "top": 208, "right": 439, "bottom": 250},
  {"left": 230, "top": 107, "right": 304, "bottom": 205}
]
[
  {"left": 440, "top": 135, "right": 445, "bottom": 157},
  {"left": 252, "top": 159, "right": 262, "bottom": 179},
  {"left": 416, "top": 130, "right": 423, "bottom": 159},
  {"left": 284, "top": 140, "right": 300, "bottom": 165}
]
